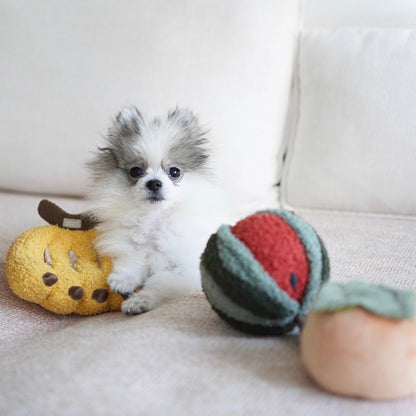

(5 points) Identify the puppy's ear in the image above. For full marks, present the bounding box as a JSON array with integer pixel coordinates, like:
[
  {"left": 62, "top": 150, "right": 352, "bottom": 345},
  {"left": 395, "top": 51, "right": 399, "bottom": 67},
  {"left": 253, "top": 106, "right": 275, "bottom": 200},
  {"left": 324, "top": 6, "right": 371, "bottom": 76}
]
[
  {"left": 111, "top": 106, "right": 143, "bottom": 138},
  {"left": 168, "top": 107, "right": 199, "bottom": 128}
]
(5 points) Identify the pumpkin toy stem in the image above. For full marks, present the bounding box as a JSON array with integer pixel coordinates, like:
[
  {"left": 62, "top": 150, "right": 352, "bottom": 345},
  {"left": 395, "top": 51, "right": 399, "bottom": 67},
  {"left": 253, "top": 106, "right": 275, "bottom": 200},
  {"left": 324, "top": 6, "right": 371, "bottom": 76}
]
[{"left": 38, "top": 199, "right": 99, "bottom": 231}]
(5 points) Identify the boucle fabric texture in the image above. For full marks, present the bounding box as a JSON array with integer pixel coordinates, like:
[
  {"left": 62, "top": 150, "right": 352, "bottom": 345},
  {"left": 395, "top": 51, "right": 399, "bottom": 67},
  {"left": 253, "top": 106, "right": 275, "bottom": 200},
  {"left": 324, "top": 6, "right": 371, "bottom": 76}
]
[
  {"left": 6, "top": 225, "right": 122, "bottom": 315},
  {"left": 1, "top": 193, "right": 416, "bottom": 415},
  {"left": 231, "top": 213, "right": 310, "bottom": 300},
  {"left": 200, "top": 210, "right": 329, "bottom": 334}
]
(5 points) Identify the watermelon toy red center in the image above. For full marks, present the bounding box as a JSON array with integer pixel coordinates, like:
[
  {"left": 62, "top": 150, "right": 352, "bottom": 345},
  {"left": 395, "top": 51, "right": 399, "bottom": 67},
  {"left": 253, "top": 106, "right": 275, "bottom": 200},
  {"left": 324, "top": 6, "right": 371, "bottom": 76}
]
[{"left": 231, "top": 213, "right": 309, "bottom": 301}]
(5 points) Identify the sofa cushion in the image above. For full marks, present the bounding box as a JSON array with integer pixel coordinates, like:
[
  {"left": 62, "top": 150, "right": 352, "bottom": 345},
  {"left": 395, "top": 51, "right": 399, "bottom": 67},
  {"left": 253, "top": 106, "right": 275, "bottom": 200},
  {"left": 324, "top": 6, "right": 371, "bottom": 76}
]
[
  {"left": 0, "top": 0, "right": 299, "bottom": 209},
  {"left": 281, "top": 29, "right": 416, "bottom": 216}
]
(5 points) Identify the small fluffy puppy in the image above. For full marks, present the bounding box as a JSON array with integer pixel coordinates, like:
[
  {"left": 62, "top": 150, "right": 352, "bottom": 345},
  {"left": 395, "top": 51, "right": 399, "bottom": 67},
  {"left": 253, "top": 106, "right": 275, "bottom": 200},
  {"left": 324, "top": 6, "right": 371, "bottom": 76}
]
[{"left": 87, "top": 106, "right": 225, "bottom": 315}]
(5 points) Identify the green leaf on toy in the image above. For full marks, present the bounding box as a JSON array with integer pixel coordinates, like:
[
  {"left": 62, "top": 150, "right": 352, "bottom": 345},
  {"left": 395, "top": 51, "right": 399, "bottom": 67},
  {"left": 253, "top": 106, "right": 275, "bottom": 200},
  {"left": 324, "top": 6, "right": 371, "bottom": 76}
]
[{"left": 312, "top": 281, "right": 416, "bottom": 320}]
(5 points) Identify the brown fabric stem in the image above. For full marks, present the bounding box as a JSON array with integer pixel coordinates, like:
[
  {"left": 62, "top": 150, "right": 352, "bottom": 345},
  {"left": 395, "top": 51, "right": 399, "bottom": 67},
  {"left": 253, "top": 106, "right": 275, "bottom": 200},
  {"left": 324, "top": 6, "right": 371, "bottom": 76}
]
[{"left": 38, "top": 199, "right": 99, "bottom": 230}]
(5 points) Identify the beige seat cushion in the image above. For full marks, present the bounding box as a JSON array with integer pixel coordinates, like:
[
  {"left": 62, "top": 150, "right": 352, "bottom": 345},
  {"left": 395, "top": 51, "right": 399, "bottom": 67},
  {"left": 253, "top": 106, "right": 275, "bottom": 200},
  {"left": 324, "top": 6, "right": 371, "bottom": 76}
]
[{"left": 1, "top": 192, "right": 415, "bottom": 414}]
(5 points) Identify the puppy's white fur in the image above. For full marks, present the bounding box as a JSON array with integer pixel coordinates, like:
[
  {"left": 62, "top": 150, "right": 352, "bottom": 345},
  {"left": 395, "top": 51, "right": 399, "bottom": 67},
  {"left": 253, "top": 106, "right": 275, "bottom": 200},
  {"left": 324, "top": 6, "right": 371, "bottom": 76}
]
[{"left": 87, "top": 107, "right": 227, "bottom": 314}]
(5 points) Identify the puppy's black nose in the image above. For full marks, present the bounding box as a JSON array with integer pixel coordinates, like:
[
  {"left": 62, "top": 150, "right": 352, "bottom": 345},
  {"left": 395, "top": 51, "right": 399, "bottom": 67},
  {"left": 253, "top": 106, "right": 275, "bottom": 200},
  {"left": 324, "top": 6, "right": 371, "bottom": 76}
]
[{"left": 146, "top": 179, "right": 163, "bottom": 192}]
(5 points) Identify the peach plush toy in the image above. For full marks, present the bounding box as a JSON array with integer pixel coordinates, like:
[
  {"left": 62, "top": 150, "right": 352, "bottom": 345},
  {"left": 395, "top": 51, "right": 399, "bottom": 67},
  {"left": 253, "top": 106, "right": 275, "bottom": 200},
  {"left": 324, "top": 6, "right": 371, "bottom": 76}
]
[{"left": 301, "top": 281, "right": 416, "bottom": 400}]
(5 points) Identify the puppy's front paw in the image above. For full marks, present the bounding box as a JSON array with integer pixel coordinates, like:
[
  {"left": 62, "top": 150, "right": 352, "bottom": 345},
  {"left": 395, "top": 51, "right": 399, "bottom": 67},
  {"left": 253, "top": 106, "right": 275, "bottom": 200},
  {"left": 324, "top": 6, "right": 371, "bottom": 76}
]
[
  {"left": 107, "top": 272, "right": 140, "bottom": 295},
  {"left": 121, "top": 292, "right": 156, "bottom": 315}
]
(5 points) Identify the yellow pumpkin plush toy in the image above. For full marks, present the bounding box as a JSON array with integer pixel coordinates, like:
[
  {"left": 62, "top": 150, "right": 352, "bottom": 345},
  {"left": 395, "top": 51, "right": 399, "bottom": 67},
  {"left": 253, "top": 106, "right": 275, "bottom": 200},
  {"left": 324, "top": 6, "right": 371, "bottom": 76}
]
[{"left": 5, "top": 200, "right": 123, "bottom": 315}]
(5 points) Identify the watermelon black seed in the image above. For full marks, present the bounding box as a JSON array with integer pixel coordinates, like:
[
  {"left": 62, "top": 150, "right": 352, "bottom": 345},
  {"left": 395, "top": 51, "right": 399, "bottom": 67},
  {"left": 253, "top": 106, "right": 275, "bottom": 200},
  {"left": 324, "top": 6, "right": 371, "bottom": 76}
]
[{"left": 290, "top": 273, "right": 298, "bottom": 290}]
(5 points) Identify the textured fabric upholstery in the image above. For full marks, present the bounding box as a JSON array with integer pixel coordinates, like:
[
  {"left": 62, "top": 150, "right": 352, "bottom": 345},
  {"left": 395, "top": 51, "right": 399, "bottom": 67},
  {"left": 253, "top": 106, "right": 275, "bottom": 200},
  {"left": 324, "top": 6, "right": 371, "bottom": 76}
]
[
  {"left": 281, "top": 29, "right": 416, "bottom": 215},
  {"left": 1, "top": 192, "right": 416, "bottom": 415}
]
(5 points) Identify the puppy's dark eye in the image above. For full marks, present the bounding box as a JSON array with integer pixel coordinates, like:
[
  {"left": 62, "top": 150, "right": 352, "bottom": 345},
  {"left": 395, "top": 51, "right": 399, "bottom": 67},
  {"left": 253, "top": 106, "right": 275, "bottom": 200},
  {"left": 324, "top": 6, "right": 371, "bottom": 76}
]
[
  {"left": 168, "top": 167, "right": 181, "bottom": 179},
  {"left": 129, "top": 166, "right": 143, "bottom": 178}
]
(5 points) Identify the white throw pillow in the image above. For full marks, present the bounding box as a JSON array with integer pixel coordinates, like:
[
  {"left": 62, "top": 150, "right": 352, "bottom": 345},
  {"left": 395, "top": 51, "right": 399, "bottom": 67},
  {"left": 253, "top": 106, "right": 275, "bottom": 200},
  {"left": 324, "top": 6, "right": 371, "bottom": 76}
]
[
  {"left": 281, "top": 29, "right": 416, "bottom": 216},
  {"left": 0, "top": 0, "right": 299, "bottom": 210}
]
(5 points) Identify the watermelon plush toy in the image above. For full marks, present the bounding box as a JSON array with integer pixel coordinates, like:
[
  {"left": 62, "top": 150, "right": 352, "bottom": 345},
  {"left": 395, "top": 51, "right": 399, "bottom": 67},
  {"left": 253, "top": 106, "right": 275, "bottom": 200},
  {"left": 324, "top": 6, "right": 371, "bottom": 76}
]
[{"left": 200, "top": 210, "right": 330, "bottom": 335}]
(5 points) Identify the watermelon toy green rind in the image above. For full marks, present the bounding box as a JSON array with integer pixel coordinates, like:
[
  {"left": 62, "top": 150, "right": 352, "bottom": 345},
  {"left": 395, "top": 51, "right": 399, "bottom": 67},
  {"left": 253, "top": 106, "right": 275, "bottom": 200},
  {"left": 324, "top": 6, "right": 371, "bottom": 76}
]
[
  {"left": 201, "top": 263, "right": 300, "bottom": 334},
  {"left": 317, "top": 234, "right": 330, "bottom": 284},
  {"left": 201, "top": 227, "right": 299, "bottom": 323},
  {"left": 213, "top": 306, "right": 299, "bottom": 335},
  {"left": 312, "top": 281, "right": 416, "bottom": 320}
]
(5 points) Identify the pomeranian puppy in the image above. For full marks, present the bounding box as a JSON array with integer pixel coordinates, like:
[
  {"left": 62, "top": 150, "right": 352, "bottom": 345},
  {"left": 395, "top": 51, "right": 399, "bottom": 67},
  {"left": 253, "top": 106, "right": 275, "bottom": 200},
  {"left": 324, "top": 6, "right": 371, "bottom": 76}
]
[{"left": 86, "top": 106, "right": 227, "bottom": 315}]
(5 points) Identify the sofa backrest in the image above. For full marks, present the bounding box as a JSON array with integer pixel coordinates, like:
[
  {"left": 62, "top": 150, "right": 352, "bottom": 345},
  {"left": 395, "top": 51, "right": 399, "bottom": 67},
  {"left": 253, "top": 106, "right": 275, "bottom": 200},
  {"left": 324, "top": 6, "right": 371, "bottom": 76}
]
[
  {"left": 279, "top": 0, "right": 416, "bottom": 216},
  {"left": 302, "top": 0, "right": 416, "bottom": 28},
  {"left": 0, "top": 0, "right": 299, "bottom": 211}
]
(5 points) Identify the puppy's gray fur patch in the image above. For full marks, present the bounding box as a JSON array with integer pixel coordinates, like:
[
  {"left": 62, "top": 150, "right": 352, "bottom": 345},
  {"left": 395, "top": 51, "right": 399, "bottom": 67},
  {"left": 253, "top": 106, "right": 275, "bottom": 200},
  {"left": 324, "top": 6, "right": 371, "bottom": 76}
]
[
  {"left": 167, "top": 107, "right": 210, "bottom": 172},
  {"left": 87, "top": 106, "right": 210, "bottom": 184},
  {"left": 112, "top": 106, "right": 143, "bottom": 139}
]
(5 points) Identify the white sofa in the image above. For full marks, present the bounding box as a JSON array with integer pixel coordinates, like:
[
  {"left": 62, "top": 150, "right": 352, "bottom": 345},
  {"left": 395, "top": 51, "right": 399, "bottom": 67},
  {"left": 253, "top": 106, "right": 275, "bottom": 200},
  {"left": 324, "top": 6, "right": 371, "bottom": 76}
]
[{"left": 1, "top": 1, "right": 416, "bottom": 414}]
